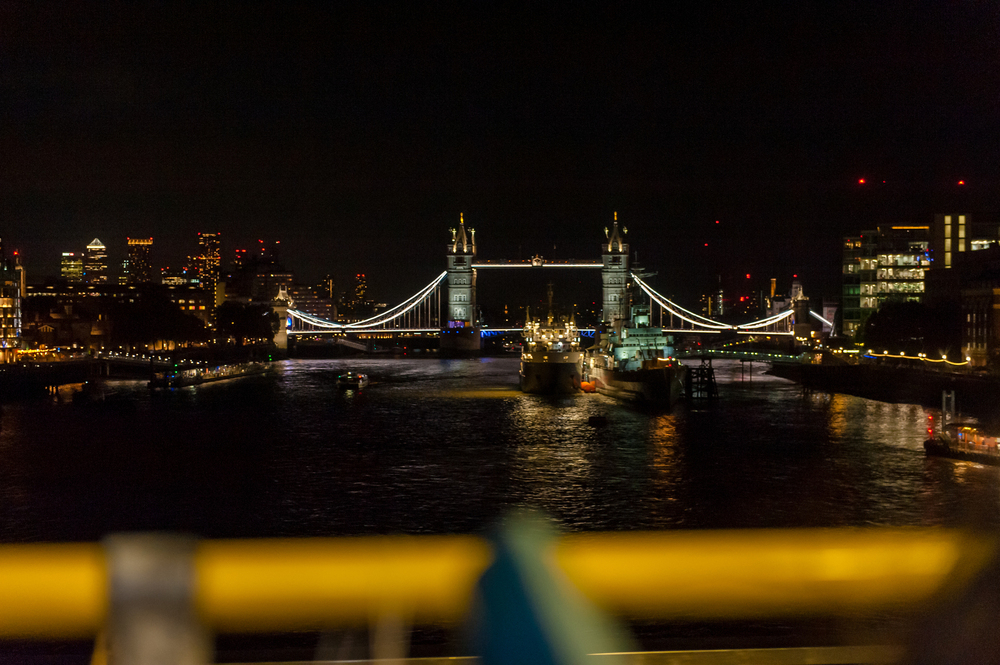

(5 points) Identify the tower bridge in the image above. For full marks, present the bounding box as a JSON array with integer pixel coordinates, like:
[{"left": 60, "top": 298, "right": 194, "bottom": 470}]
[{"left": 283, "top": 214, "right": 831, "bottom": 352}]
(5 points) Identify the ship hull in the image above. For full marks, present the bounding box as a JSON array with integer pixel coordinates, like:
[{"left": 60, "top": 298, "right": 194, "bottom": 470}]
[
  {"left": 520, "top": 357, "right": 582, "bottom": 394},
  {"left": 590, "top": 365, "right": 685, "bottom": 406}
]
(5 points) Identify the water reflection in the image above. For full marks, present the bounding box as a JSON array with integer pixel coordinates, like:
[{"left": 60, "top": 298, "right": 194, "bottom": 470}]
[
  {"left": 0, "top": 357, "right": 996, "bottom": 542},
  {"left": 647, "top": 413, "right": 684, "bottom": 527}
]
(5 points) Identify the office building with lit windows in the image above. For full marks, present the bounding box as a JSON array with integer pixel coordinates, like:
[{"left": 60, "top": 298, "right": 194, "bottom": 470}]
[
  {"left": 125, "top": 237, "right": 153, "bottom": 284},
  {"left": 61, "top": 252, "right": 84, "bottom": 283},
  {"left": 842, "top": 226, "right": 929, "bottom": 338},
  {"left": 0, "top": 248, "right": 23, "bottom": 363},
  {"left": 191, "top": 232, "right": 221, "bottom": 294},
  {"left": 84, "top": 239, "right": 109, "bottom": 284},
  {"left": 925, "top": 214, "right": 1000, "bottom": 307}
]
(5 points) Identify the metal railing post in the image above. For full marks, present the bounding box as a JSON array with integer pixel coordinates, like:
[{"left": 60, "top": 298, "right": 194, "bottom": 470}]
[{"left": 104, "top": 534, "right": 210, "bottom": 665}]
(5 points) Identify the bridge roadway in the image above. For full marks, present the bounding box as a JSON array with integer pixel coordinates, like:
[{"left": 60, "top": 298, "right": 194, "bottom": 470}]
[{"left": 676, "top": 348, "right": 802, "bottom": 362}]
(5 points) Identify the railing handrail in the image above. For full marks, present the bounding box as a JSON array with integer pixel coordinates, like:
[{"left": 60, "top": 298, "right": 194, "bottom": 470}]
[{"left": 0, "top": 528, "right": 989, "bottom": 638}]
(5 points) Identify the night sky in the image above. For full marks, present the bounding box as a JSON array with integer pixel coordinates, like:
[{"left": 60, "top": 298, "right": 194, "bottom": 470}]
[{"left": 2, "top": 2, "right": 998, "bottom": 306}]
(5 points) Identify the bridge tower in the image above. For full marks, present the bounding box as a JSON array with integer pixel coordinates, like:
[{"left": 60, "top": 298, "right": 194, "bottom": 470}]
[
  {"left": 791, "top": 280, "right": 813, "bottom": 341},
  {"left": 601, "top": 214, "right": 630, "bottom": 327},
  {"left": 272, "top": 286, "right": 293, "bottom": 354},
  {"left": 441, "top": 214, "right": 481, "bottom": 354}
]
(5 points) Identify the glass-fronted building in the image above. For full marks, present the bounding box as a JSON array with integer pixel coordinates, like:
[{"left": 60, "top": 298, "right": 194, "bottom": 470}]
[{"left": 842, "top": 226, "right": 929, "bottom": 338}]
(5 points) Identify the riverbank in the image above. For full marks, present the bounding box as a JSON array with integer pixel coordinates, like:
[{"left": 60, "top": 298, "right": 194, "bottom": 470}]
[{"left": 768, "top": 362, "right": 1000, "bottom": 424}]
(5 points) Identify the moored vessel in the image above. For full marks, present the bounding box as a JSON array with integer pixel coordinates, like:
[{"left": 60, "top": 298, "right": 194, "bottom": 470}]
[
  {"left": 149, "top": 361, "right": 270, "bottom": 388},
  {"left": 924, "top": 422, "right": 1000, "bottom": 466},
  {"left": 585, "top": 305, "right": 685, "bottom": 406},
  {"left": 519, "top": 285, "right": 584, "bottom": 394},
  {"left": 519, "top": 317, "right": 584, "bottom": 394}
]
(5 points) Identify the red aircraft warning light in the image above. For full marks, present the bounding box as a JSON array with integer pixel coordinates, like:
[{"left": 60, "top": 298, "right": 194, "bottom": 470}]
[
  {"left": 958, "top": 180, "right": 966, "bottom": 185},
  {"left": 858, "top": 178, "right": 866, "bottom": 184}
]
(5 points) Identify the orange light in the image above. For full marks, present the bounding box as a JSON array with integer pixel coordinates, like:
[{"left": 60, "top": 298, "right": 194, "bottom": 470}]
[
  {"left": 858, "top": 178, "right": 866, "bottom": 184},
  {"left": 746, "top": 274, "right": 751, "bottom": 279},
  {"left": 958, "top": 180, "right": 966, "bottom": 185}
]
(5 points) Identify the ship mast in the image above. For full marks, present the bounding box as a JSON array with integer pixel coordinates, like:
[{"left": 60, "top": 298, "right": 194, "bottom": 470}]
[{"left": 546, "top": 281, "right": 554, "bottom": 326}]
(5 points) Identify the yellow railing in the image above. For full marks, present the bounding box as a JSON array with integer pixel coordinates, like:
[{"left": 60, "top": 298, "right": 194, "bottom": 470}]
[{"left": 0, "top": 529, "right": 991, "bottom": 638}]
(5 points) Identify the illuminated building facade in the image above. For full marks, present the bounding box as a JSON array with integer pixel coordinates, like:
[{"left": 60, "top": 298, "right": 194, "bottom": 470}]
[
  {"left": 601, "top": 215, "right": 629, "bottom": 325},
  {"left": 930, "top": 214, "right": 983, "bottom": 269},
  {"left": 0, "top": 248, "right": 23, "bottom": 363},
  {"left": 842, "top": 226, "right": 929, "bottom": 338},
  {"left": 874, "top": 226, "right": 929, "bottom": 300},
  {"left": 84, "top": 239, "right": 108, "bottom": 284},
  {"left": 250, "top": 270, "right": 294, "bottom": 303},
  {"left": 61, "top": 252, "right": 84, "bottom": 283},
  {"left": 699, "top": 289, "right": 724, "bottom": 317},
  {"left": 289, "top": 284, "right": 336, "bottom": 321},
  {"left": 191, "top": 232, "right": 221, "bottom": 294},
  {"left": 353, "top": 273, "right": 368, "bottom": 304},
  {"left": 161, "top": 266, "right": 200, "bottom": 286},
  {"left": 315, "top": 274, "right": 336, "bottom": 300},
  {"left": 125, "top": 237, "right": 153, "bottom": 284},
  {"left": 925, "top": 215, "right": 1000, "bottom": 307},
  {"left": 164, "top": 285, "right": 213, "bottom": 325}
]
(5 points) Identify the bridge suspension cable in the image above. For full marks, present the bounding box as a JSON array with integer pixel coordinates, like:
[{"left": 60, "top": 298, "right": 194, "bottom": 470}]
[
  {"left": 288, "top": 271, "right": 447, "bottom": 334},
  {"left": 631, "top": 273, "right": 795, "bottom": 334},
  {"left": 632, "top": 275, "right": 733, "bottom": 331}
]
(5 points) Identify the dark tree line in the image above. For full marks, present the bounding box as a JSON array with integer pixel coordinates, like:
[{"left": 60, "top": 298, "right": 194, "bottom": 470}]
[
  {"left": 860, "top": 301, "right": 961, "bottom": 358},
  {"left": 215, "top": 302, "right": 277, "bottom": 345},
  {"left": 108, "top": 292, "right": 208, "bottom": 348}
]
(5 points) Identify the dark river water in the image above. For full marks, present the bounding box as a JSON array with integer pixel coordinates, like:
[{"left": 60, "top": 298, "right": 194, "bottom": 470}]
[{"left": 1, "top": 357, "right": 996, "bottom": 543}]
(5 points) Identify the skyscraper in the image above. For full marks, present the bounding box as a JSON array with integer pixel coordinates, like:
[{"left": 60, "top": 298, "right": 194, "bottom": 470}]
[
  {"left": 126, "top": 237, "right": 153, "bottom": 284},
  {"left": 191, "top": 232, "right": 221, "bottom": 294},
  {"left": 61, "top": 252, "right": 84, "bottom": 283},
  {"left": 84, "top": 239, "right": 108, "bottom": 284},
  {"left": 0, "top": 246, "right": 23, "bottom": 363}
]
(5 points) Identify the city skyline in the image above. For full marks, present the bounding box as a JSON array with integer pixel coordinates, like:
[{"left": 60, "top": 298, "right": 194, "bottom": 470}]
[{"left": 1, "top": 3, "right": 997, "bottom": 303}]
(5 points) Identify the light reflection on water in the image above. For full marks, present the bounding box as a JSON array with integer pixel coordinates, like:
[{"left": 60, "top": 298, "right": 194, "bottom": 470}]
[{"left": 0, "top": 357, "right": 996, "bottom": 542}]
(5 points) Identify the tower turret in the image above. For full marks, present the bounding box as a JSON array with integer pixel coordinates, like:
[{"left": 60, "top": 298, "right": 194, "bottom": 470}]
[
  {"left": 441, "top": 213, "right": 482, "bottom": 356},
  {"left": 446, "top": 213, "right": 477, "bottom": 328},
  {"left": 601, "top": 212, "right": 630, "bottom": 325}
]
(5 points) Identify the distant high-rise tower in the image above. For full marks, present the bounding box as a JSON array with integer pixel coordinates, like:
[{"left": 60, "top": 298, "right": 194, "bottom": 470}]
[
  {"left": 0, "top": 251, "right": 22, "bottom": 363},
  {"left": 315, "top": 274, "right": 336, "bottom": 299},
  {"left": 601, "top": 213, "right": 629, "bottom": 325},
  {"left": 232, "top": 248, "right": 248, "bottom": 271},
  {"left": 61, "top": 252, "right": 84, "bottom": 283},
  {"left": 192, "top": 232, "right": 221, "bottom": 294},
  {"left": 257, "top": 239, "right": 281, "bottom": 266},
  {"left": 126, "top": 237, "right": 153, "bottom": 284},
  {"left": 84, "top": 239, "right": 108, "bottom": 284},
  {"left": 353, "top": 273, "right": 368, "bottom": 305}
]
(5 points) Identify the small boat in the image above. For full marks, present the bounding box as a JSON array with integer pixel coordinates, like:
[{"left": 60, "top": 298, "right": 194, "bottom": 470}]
[
  {"left": 924, "top": 423, "right": 1000, "bottom": 466},
  {"left": 337, "top": 372, "right": 369, "bottom": 390}
]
